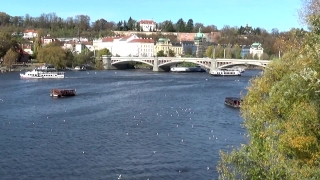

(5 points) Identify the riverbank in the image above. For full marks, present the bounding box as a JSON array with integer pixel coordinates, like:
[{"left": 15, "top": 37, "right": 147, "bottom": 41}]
[{"left": 0, "top": 65, "right": 37, "bottom": 73}]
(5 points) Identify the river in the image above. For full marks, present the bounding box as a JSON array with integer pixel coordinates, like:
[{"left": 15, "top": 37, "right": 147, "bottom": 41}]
[{"left": 0, "top": 69, "right": 260, "bottom": 180}]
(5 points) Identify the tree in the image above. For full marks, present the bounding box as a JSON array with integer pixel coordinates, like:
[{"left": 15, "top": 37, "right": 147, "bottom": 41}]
[
  {"left": 33, "top": 29, "right": 43, "bottom": 59},
  {"left": 175, "top": 18, "right": 185, "bottom": 32},
  {"left": 205, "top": 46, "right": 214, "bottom": 58},
  {"left": 157, "top": 50, "right": 165, "bottom": 57},
  {"left": 37, "top": 44, "right": 66, "bottom": 69},
  {"left": 168, "top": 49, "right": 175, "bottom": 57},
  {"left": 96, "top": 48, "right": 111, "bottom": 57},
  {"left": 185, "top": 19, "right": 194, "bottom": 32},
  {"left": 232, "top": 44, "right": 242, "bottom": 59},
  {"left": 0, "top": 32, "right": 18, "bottom": 58},
  {"left": 3, "top": 48, "right": 19, "bottom": 69},
  {"left": 218, "top": 1, "right": 320, "bottom": 179}
]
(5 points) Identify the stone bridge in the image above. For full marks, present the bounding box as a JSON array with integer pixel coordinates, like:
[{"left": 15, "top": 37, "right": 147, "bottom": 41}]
[{"left": 102, "top": 56, "right": 270, "bottom": 72}]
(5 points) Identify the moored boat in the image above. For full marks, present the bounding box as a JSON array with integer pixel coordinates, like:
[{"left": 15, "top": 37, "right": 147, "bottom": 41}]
[
  {"left": 50, "top": 89, "right": 76, "bottom": 97},
  {"left": 210, "top": 69, "right": 241, "bottom": 76},
  {"left": 73, "top": 66, "right": 86, "bottom": 71},
  {"left": 224, "top": 97, "right": 242, "bottom": 108}
]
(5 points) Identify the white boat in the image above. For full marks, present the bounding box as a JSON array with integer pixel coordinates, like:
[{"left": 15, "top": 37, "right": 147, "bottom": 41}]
[
  {"left": 171, "top": 65, "right": 206, "bottom": 72},
  {"left": 73, "top": 66, "right": 86, "bottom": 71},
  {"left": 210, "top": 69, "right": 241, "bottom": 76},
  {"left": 20, "top": 69, "right": 64, "bottom": 79}
]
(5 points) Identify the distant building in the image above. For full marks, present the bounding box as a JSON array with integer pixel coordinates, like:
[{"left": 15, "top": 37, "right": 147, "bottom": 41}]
[
  {"left": 250, "top": 42, "right": 264, "bottom": 59},
  {"left": 194, "top": 28, "right": 208, "bottom": 57},
  {"left": 181, "top": 41, "right": 197, "bottom": 56},
  {"left": 241, "top": 42, "right": 264, "bottom": 59},
  {"left": 92, "top": 34, "right": 154, "bottom": 57},
  {"left": 139, "top": 20, "right": 156, "bottom": 32},
  {"left": 23, "top": 29, "right": 38, "bottom": 39}
]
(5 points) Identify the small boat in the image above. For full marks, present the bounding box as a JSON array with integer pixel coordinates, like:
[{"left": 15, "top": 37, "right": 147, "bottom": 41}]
[
  {"left": 50, "top": 89, "right": 76, "bottom": 98},
  {"left": 224, "top": 97, "right": 242, "bottom": 108},
  {"left": 210, "top": 69, "right": 241, "bottom": 76},
  {"left": 73, "top": 66, "right": 86, "bottom": 71}
]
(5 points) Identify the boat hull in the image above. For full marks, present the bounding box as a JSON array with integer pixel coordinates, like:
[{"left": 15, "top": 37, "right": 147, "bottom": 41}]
[
  {"left": 20, "top": 74, "right": 64, "bottom": 79},
  {"left": 171, "top": 66, "right": 206, "bottom": 72},
  {"left": 50, "top": 89, "right": 76, "bottom": 97},
  {"left": 210, "top": 69, "right": 241, "bottom": 76}
]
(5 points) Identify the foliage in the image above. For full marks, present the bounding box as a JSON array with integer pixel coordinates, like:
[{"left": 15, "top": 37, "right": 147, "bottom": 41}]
[
  {"left": 96, "top": 48, "right": 111, "bottom": 57},
  {"left": 0, "top": 31, "right": 19, "bottom": 58},
  {"left": 157, "top": 50, "right": 166, "bottom": 57},
  {"left": 33, "top": 29, "right": 43, "bottom": 59},
  {"left": 218, "top": 1, "right": 320, "bottom": 179},
  {"left": 37, "top": 44, "right": 66, "bottom": 69},
  {"left": 3, "top": 48, "right": 19, "bottom": 66},
  {"left": 168, "top": 49, "right": 175, "bottom": 57}
]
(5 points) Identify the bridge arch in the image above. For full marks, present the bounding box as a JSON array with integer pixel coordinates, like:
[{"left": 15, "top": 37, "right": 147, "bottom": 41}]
[
  {"left": 111, "top": 59, "right": 154, "bottom": 67},
  {"left": 159, "top": 59, "right": 211, "bottom": 69},
  {"left": 218, "top": 62, "right": 266, "bottom": 69}
]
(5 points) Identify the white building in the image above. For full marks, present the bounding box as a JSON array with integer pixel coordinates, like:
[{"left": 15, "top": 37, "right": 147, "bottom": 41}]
[
  {"left": 139, "top": 20, "right": 156, "bottom": 32},
  {"left": 62, "top": 41, "right": 92, "bottom": 54},
  {"left": 23, "top": 29, "right": 38, "bottom": 39},
  {"left": 92, "top": 35, "right": 155, "bottom": 57},
  {"left": 250, "top": 42, "right": 264, "bottom": 58}
]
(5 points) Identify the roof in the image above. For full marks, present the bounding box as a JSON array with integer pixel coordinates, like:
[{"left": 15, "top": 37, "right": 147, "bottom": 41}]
[
  {"left": 139, "top": 20, "right": 156, "bottom": 24},
  {"left": 172, "top": 42, "right": 182, "bottom": 47},
  {"left": 102, "top": 37, "right": 114, "bottom": 42},
  {"left": 24, "top": 29, "right": 37, "bottom": 33},
  {"left": 128, "top": 39, "right": 154, "bottom": 43},
  {"left": 119, "top": 35, "right": 132, "bottom": 41}
]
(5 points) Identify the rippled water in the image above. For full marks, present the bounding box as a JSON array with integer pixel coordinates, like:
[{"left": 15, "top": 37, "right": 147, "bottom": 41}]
[{"left": 0, "top": 69, "right": 259, "bottom": 180}]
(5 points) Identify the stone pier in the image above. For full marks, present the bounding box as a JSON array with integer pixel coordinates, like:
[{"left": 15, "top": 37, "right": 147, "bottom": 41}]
[
  {"left": 102, "top": 55, "right": 116, "bottom": 70},
  {"left": 210, "top": 59, "right": 217, "bottom": 73},
  {"left": 152, "top": 56, "right": 159, "bottom": 72}
]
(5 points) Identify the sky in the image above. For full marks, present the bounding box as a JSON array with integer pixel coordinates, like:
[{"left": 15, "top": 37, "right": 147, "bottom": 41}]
[{"left": 1, "top": 0, "right": 304, "bottom": 32}]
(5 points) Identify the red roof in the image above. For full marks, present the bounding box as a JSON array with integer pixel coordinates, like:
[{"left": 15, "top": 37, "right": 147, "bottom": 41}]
[
  {"left": 102, "top": 37, "right": 114, "bottom": 42},
  {"left": 24, "top": 29, "right": 37, "bottom": 33},
  {"left": 128, "top": 39, "right": 154, "bottom": 43},
  {"left": 139, "top": 20, "right": 156, "bottom": 24}
]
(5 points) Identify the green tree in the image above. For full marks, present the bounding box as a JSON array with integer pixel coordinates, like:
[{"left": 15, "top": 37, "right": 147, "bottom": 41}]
[
  {"left": 33, "top": 29, "right": 43, "bottom": 59},
  {"left": 231, "top": 44, "right": 242, "bottom": 59},
  {"left": 3, "top": 48, "right": 19, "bottom": 69},
  {"left": 218, "top": 1, "right": 320, "bottom": 179},
  {"left": 205, "top": 46, "right": 214, "bottom": 58},
  {"left": 168, "top": 49, "right": 175, "bottom": 57},
  {"left": 0, "top": 32, "right": 18, "bottom": 58},
  {"left": 157, "top": 50, "right": 166, "bottom": 57},
  {"left": 185, "top": 19, "right": 194, "bottom": 32},
  {"left": 37, "top": 44, "right": 66, "bottom": 69},
  {"left": 96, "top": 48, "right": 111, "bottom": 57}
]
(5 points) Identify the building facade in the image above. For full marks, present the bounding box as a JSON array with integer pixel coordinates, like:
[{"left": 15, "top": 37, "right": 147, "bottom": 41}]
[
  {"left": 139, "top": 20, "right": 156, "bottom": 32},
  {"left": 250, "top": 42, "right": 264, "bottom": 58},
  {"left": 23, "top": 29, "right": 37, "bottom": 39}
]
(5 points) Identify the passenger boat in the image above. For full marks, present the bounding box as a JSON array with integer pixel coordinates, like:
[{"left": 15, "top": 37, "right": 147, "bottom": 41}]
[
  {"left": 20, "top": 69, "right": 64, "bottom": 79},
  {"left": 20, "top": 64, "right": 64, "bottom": 79},
  {"left": 50, "top": 89, "right": 76, "bottom": 97},
  {"left": 171, "top": 65, "right": 206, "bottom": 72},
  {"left": 224, "top": 97, "right": 242, "bottom": 108},
  {"left": 210, "top": 69, "right": 241, "bottom": 76}
]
